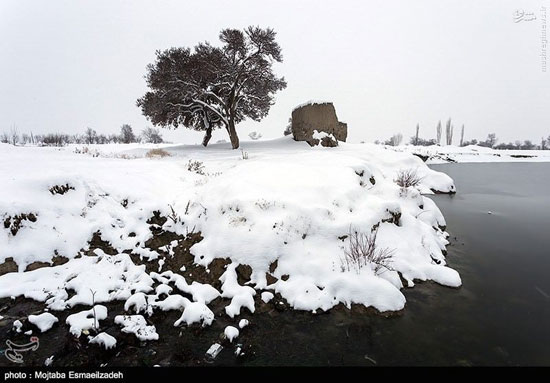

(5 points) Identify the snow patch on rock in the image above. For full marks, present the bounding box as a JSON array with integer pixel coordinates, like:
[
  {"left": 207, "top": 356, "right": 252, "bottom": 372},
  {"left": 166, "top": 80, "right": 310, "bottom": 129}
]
[
  {"left": 114, "top": 315, "right": 158, "bottom": 341},
  {"left": 28, "top": 312, "right": 58, "bottom": 333},
  {"left": 88, "top": 332, "right": 117, "bottom": 349},
  {"left": 224, "top": 326, "right": 239, "bottom": 342}
]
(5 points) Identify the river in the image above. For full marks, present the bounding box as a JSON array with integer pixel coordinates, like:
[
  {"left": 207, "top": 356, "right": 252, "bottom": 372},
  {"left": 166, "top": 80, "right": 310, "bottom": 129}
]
[{"left": 240, "top": 162, "right": 550, "bottom": 366}]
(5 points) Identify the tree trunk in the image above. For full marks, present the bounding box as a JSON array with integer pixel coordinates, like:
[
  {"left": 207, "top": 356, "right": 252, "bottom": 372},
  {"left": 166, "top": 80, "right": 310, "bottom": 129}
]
[
  {"left": 202, "top": 127, "right": 213, "bottom": 147},
  {"left": 227, "top": 119, "right": 239, "bottom": 149}
]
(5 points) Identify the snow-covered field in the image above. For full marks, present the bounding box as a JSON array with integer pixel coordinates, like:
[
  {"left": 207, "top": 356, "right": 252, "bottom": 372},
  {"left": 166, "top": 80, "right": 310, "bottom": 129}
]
[
  {"left": 391, "top": 144, "right": 550, "bottom": 164},
  {"left": 0, "top": 138, "right": 460, "bottom": 344}
]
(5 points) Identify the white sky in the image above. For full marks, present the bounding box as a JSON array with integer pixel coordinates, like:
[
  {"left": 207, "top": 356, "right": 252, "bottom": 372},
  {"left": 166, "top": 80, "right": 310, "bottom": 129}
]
[{"left": 1, "top": 0, "right": 549, "bottom": 144}]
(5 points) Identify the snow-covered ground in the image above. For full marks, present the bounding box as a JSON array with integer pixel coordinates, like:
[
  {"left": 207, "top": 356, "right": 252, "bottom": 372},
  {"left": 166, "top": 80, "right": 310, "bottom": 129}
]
[
  {"left": 390, "top": 144, "right": 550, "bottom": 164},
  {"left": 0, "top": 137, "right": 460, "bottom": 342}
]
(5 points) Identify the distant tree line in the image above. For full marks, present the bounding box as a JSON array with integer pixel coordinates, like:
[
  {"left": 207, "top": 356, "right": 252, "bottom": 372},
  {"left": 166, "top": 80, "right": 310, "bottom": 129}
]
[
  {"left": 378, "top": 118, "right": 550, "bottom": 150},
  {"left": 0, "top": 124, "right": 164, "bottom": 147},
  {"left": 463, "top": 134, "right": 549, "bottom": 150}
]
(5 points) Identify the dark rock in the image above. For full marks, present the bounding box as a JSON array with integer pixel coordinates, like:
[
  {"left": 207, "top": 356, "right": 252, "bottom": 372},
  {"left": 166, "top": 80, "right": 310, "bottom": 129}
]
[
  {"left": 3, "top": 213, "right": 37, "bottom": 236},
  {"left": 412, "top": 153, "right": 429, "bottom": 162},
  {"left": 52, "top": 255, "right": 69, "bottom": 266},
  {"left": 49, "top": 184, "right": 75, "bottom": 195},
  {"left": 265, "top": 273, "right": 278, "bottom": 285},
  {"left": 235, "top": 264, "right": 253, "bottom": 285},
  {"left": 146, "top": 211, "right": 167, "bottom": 227},
  {"left": 0, "top": 257, "right": 18, "bottom": 276},
  {"left": 269, "top": 260, "right": 278, "bottom": 274},
  {"left": 86, "top": 231, "right": 118, "bottom": 255},
  {"left": 25, "top": 261, "right": 51, "bottom": 272}
]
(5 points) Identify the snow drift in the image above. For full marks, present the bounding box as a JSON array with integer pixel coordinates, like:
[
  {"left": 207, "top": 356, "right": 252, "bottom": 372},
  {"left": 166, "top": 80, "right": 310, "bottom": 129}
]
[{"left": 0, "top": 137, "right": 460, "bottom": 339}]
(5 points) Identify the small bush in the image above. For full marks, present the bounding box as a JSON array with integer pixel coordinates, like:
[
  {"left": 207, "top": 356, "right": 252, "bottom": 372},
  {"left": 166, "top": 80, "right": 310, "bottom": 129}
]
[
  {"left": 341, "top": 227, "right": 394, "bottom": 275},
  {"left": 187, "top": 159, "right": 205, "bottom": 175},
  {"left": 146, "top": 148, "right": 171, "bottom": 158},
  {"left": 395, "top": 169, "right": 423, "bottom": 188}
]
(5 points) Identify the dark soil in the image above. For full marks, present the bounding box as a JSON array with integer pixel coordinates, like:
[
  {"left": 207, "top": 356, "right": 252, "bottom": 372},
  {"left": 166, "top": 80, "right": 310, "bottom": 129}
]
[{"left": 0, "top": 212, "right": 396, "bottom": 367}]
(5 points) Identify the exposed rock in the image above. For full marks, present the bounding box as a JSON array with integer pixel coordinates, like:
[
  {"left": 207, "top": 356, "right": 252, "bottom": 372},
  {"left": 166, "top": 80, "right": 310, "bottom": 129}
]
[
  {"left": 318, "top": 135, "right": 339, "bottom": 147},
  {"left": 291, "top": 102, "right": 347, "bottom": 147},
  {"left": 412, "top": 153, "right": 429, "bottom": 162},
  {"left": 235, "top": 264, "right": 253, "bottom": 285},
  {"left": 3, "top": 213, "right": 37, "bottom": 236},
  {"left": 86, "top": 231, "right": 118, "bottom": 256},
  {"left": 0, "top": 257, "right": 18, "bottom": 276},
  {"left": 265, "top": 273, "right": 278, "bottom": 285},
  {"left": 269, "top": 260, "right": 278, "bottom": 274},
  {"left": 49, "top": 184, "right": 75, "bottom": 195},
  {"left": 25, "top": 261, "right": 52, "bottom": 272}
]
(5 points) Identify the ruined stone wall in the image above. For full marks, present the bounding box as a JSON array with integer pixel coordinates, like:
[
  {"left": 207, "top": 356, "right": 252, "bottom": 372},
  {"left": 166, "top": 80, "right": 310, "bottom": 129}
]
[{"left": 291, "top": 102, "right": 347, "bottom": 147}]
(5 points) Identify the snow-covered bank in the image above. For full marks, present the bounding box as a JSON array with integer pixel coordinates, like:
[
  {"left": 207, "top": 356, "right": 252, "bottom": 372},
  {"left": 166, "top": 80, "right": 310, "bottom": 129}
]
[
  {"left": 389, "top": 144, "right": 550, "bottom": 164},
  {"left": 0, "top": 137, "right": 459, "bottom": 342}
]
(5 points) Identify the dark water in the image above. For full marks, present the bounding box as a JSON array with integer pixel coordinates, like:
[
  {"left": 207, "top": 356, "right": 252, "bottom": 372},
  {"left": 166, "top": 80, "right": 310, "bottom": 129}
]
[{"left": 241, "top": 162, "right": 550, "bottom": 366}]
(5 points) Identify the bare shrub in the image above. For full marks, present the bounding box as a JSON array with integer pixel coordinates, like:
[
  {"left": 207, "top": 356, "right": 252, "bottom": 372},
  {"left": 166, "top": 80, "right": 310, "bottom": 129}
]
[
  {"left": 141, "top": 127, "right": 163, "bottom": 143},
  {"left": 146, "top": 148, "right": 171, "bottom": 158},
  {"left": 167, "top": 204, "right": 181, "bottom": 224},
  {"left": 42, "top": 133, "right": 69, "bottom": 147},
  {"left": 341, "top": 227, "right": 394, "bottom": 275},
  {"left": 394, "top": 169, "right": 423, "bottom": 188},
  {"left": 90, "top": 289, "right": 99, "bottom": 333},
  {"left": 187, "top": 159, "right": 205, "bottom": 174}
]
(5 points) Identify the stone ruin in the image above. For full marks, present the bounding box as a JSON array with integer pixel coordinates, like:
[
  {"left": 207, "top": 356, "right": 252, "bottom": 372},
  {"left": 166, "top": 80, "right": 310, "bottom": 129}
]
[{"left": 291, "top": 102, "right": 348, "bottom": 147}]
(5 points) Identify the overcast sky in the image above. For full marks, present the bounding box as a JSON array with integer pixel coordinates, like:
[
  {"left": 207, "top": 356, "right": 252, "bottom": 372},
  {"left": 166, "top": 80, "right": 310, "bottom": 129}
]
[{"left": 1, "top": 0, "right": 549, "bottom": 145}]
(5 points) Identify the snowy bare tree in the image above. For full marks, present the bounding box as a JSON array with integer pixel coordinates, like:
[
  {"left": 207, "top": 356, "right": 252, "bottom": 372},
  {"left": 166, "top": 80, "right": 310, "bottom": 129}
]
[
  {"left": 445, "top": 118, "right": 453, "bottom": 145},
  {"left": 84, "top": 128, "right": 97, "bottom": 144},
  {"left": 478, "top": 133, "right": 498, "bottom": 148},
  {"left": 460, "top": 124, "right": 465, "bottom": 147},
  {"left": 9, "top": 126, "right": 19, "bottom": 146},
  {"left": 97, "top": 134, "right": 108, "bottom": 144},
  {"left": 436, "top": 121, "right": 442, "bottom": 145},
  {"left": 141, "top": 127, "right": 163, "bottom": 143},
  {"left": 137, "top": 26, "right": 287, "bottom": 149},
  {"left": 387, "top": 133, "right": 403, "bottom": 146},
  {"left": 120, "top": 124, "right": 136, "bottom": 144},
  {"left": 108, "top": 134, "right": 120, "bottom": 144},
  {"left": 486, "top": 133, "right": 497, "bottom": 148},
  {"left": 42, "top": 133, "right": 69, "bottom": 146},
  {"left": 414, "top": 123, "right": 419, "bottom": 145}
]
